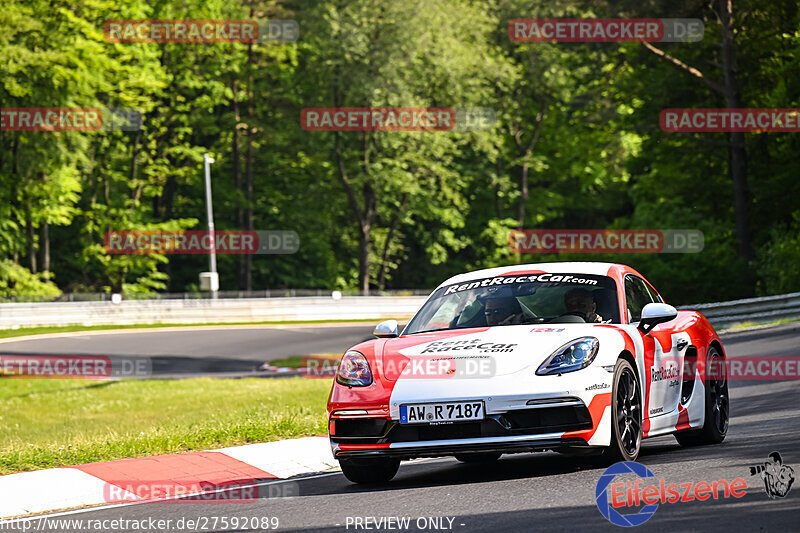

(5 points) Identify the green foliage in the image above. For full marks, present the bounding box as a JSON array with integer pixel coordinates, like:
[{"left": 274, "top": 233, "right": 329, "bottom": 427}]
[
  {"left": 1, "top": 0, "right": 798, "bottom": 302},
  {"left": 757, "top": 212, "right": 800, "bottom": 295},
  {"left": 0, "top": 260, "right": 61, "bottom": 299}
]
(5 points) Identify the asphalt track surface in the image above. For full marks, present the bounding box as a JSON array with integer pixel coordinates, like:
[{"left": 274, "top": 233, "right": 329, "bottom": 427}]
[
  {"left": 0, "top": 325, "right": 375, "bottom": 377},
  {"left": 10, "top": 322, "right": 800, "bottom": 532}
]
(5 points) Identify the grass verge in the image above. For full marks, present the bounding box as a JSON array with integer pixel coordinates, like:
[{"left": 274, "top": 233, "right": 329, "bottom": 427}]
[
  {"left": 267, "top": 354, "right": 340, "bottom": 368},
  {"left": 725, "top": 316, "right": 800, "bottom": 331},
  {"left": 0, "top": 377, "right": 331, "bottom": 475},
  {"left": 0, "top": 319, "right": 387, "bottom": 341}
]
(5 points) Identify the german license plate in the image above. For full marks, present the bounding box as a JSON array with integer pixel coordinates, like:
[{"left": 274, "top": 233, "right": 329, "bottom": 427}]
[{"left": 399, "top": 401, "right": 484, "bottom": 424}]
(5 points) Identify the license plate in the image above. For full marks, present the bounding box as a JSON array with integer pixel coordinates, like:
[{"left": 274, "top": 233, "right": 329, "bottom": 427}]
[{"left": 399, "top": 401, "right": 484, "bottom": 424}]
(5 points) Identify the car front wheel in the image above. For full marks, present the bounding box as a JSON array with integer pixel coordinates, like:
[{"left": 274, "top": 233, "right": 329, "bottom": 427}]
[{"left": 595, "top": 358, "right": 642, "bottom": 464}]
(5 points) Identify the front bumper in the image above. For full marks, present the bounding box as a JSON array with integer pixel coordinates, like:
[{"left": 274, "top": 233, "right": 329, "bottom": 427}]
[{"left": 330, "top": 399, "right": 595, "bottom": 460}]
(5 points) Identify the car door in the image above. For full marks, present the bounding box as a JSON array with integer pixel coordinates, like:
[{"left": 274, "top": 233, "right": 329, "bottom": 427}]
[
  {"left": 642, "top": 278, "right": 691, "bottom": 417},
  {"left": 624, "top": 275, "right": 682, "bottom": 419}
]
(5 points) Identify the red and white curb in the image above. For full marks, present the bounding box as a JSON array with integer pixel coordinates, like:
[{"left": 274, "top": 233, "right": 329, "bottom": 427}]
[{"left": 0, "top": 436, "right": 336, "bottom": 519}]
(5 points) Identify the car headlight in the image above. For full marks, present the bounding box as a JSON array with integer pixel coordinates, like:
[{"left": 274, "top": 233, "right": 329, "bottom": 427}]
[
  {"left": 536, "top": 337, "right": 599, "bottom": 375},
  {"left": 336, "top": 350, "right": 373, "bottom": 386}
]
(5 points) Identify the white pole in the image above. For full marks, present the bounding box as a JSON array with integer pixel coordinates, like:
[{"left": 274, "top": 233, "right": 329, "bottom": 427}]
[{"left": 203, "top": 153, "right": 217, "bottom": 299}]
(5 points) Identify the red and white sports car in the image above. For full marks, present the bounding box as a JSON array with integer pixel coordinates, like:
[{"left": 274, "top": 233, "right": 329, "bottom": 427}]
[{"left": 327, "top": 262, "right": 729, "bottom": 483}]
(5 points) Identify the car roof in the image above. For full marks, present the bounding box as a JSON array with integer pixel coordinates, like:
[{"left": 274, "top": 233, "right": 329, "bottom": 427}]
[{"left": 436, "top": 262, "right": 641, "bottom": 289}]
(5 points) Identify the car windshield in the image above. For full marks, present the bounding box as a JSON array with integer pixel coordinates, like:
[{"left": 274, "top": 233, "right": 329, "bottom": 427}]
[{"left": 404, "top": 273, "right": 619, "bottom": 334}]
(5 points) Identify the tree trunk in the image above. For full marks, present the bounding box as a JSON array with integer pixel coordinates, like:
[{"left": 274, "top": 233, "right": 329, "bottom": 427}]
[
  {"left": 130, "top": 129, "right": 143, "bottom": 206},
  {"left": 26, "top": 197, "right": 36, "bottom": 274},
  {"left": 495, "top": 159, "right": 504, "bottom": 218},
  {"left": 39, "top": 172, "right": 50, "bottom": 273},
  {"left": 332, "top": 76, "right": 377, "bottom": 294},
  {"left": 244, "top": 43, "right": 255, "bottom": 291},
  {"left": 720, "top": 0, "right": 753, "bottom": 260},
  {"left": 377, "top": 194, "right": 407, "bottom": 290},
  {"left": 515, "top": 98, "right": 547, "bottom": 229},
  {"left": 39, "top": 221, "right": 49, "bottom": 273},
  {"left": 244, "top": 132, "right": 254, "bottom": 291},
  {"left": 358, "top": 182, "right": 377, "bottom": 294},
  {"left": 231, "top": 79, "right": 246, "bottom": 290},
  {"left": 358, "top": 229, "right": 370, "bottom": 293},
  {"left": 129, "top": 130, "right": 140, "bottom": 182},
  {"left": 161, "top": 174, "right": 177, "bottom": 220},
  {"left": 517, "top": 163, "right": 529, "bottom": 229},
  {"left": 333, "top": 130, "right": 376, "bottom": 294},
  {"left": 641, "top": 0, "right": 753, "bottom": 261}
]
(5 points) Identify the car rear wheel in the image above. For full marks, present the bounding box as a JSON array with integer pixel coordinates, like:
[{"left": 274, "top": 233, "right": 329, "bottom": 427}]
[
  {"left": 454, "top": 452, "right": 501, "bottom": 463},
  {"left": 676, "top": 346, "right": 729, "bottom": 446},
  {"left": 593, "top": 358, "right": 642, "bottom": 465},
  {"left": 339, "top": 457, "right": 400, "bottom": 484}
]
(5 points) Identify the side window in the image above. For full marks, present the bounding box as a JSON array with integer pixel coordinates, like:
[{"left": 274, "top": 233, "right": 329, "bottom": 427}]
[
  {"left": 624, "top": 276, "right": 656, "bottom": 323},
  {"left": 643, "top": 282, "right": 663, "bottom": 303}
]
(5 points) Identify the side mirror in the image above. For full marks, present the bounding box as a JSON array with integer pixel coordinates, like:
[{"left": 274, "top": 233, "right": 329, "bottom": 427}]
[
  {"left": 637, "top": 303, "right": 678, "bottom": 334},
  {"left": 373, "top": 319, "right": 399, "bottom": 338}
]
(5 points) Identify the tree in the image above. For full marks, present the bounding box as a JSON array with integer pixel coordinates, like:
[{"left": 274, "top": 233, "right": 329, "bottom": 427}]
[{"left": 641, "top": 0, "right": 753, "bottom": 260}]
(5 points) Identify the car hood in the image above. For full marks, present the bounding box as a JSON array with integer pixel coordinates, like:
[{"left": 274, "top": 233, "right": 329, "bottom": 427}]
[{"left": 379, "top": 324, "right": 615, "bottom": 381}]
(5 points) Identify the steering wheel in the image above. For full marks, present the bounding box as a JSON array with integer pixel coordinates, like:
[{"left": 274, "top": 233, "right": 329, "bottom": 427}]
[{"left": 557, "top": 311, "right": 588, "bottom": 322}]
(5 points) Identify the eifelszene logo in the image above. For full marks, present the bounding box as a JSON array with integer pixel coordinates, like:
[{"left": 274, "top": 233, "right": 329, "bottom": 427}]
[
  {"left": 595, "top": 462, "right": 659, "bottom": 527},
  {"left": 595, "top": 461, "right": 748, "bottom": 527}
]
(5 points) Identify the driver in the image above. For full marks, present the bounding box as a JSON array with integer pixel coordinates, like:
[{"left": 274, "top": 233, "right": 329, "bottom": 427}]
[
  {"left": 564, "top": 288, "right": 603, "bottom": 323},
  {"left": 484, "top": 296, "right": 524, "bottom": 326}
]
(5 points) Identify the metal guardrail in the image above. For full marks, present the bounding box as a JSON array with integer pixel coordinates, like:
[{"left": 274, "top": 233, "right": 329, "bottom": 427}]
[
  {"left": 0, "top": 289, "right": 432, "bottom": 303},
  {"left": 679, "top": 291, "right": 800, "bottom": 329},
  {"left": 0, "top": 289, "right": 798, "bottom": 330},
  {"left": 0, "top": 296, "right": 430, "bottom": 329}
]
